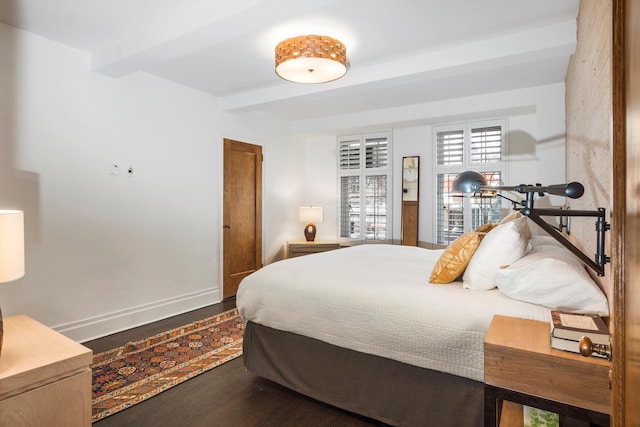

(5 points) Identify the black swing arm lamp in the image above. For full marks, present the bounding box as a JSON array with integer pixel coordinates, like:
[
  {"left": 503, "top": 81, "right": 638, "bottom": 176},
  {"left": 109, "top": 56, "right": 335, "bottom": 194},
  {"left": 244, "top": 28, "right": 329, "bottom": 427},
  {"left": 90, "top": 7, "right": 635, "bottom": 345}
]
[{"left": 452, "top": 171, "right": 611, "bottom": 276}]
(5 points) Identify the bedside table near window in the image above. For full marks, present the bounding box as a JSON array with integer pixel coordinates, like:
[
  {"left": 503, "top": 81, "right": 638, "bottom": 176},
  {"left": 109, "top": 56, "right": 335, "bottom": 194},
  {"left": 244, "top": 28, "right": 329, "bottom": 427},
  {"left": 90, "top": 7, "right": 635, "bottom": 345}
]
[
  {"left": 286, "top": 240, "right": 341, "bottom": 258},
  {"left": 484, "top": 315, "right": 610, "bottom": 427}
]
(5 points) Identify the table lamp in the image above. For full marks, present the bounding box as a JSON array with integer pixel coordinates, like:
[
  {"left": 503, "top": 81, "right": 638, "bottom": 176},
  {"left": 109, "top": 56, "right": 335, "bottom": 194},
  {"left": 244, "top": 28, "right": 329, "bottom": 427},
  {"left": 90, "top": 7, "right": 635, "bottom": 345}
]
[
  {"left": 0, "top": 210, "right": 25, "bottom": 357},
  {"left": 299, "top": 206, "right": 323, "bottom": 242}
]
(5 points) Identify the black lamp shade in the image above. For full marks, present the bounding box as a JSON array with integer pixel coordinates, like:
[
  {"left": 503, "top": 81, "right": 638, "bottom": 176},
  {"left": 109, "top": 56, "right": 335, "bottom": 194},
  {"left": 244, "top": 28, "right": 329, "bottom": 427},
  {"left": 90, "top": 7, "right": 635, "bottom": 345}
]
[{"left": 452, "top": 171, "right": 487, "bottom": 193}]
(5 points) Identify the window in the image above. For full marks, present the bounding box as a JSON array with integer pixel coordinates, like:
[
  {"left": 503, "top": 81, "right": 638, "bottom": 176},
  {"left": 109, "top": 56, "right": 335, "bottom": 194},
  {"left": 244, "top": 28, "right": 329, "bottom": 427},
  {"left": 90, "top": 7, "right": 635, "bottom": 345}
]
[
  {"left": 338, "top": 132, "right": 391, "bottom": 242},
  {"left": 433, "top": 121, "right": 506, "bottom": 245}
]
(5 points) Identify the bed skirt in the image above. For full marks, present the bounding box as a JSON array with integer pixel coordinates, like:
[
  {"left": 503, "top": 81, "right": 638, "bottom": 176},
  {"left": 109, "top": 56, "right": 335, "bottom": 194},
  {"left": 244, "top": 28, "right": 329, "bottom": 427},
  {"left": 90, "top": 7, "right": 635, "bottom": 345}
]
[{"left": 242, "top": 321, "right": 483, "bottom": 427}]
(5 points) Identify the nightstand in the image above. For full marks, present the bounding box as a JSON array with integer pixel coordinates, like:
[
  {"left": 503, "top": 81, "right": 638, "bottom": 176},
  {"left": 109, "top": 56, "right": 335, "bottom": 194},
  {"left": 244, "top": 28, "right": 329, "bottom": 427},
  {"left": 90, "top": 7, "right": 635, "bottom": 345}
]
[
  {"left": 484, "top": 315, "right": 610, "bottom": 427},
  {"left": 286, "top": 240, "right": 341, "bottom": 258},
  {"left": 0, "top": 315, "right": 93, "bottom": 426}
]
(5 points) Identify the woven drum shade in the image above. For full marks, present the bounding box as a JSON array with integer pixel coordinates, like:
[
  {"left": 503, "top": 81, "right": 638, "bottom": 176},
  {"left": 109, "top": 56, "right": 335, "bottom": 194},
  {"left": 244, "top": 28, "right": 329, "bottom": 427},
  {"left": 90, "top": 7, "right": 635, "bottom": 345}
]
[{"left": 275, "top": 35, "right": 347, "bottom": 83}]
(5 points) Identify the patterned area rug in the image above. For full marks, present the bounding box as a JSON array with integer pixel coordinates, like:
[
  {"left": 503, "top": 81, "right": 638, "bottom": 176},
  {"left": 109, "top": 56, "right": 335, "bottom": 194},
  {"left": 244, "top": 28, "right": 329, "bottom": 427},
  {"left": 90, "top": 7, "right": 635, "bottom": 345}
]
[{"left": 91, "top": 308, "right": 244, "bottom": 423}]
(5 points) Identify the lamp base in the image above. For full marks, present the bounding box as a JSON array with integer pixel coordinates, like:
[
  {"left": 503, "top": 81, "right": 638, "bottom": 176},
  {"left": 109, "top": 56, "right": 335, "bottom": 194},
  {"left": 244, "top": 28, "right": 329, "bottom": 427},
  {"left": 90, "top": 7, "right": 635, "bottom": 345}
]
[{"left": 304, "top": 223, "right": 317, "bottom": 242}]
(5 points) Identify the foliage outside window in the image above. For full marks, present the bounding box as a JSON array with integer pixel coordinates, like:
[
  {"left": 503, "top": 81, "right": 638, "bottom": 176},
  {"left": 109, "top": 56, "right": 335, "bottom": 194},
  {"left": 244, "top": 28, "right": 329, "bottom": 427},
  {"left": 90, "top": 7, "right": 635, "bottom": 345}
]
[
  {"left": 338, "top": 132, "right": 391, "bottom": 242},
  {"left": 434, "top": 120, "right": 506, "bottom": 245}
]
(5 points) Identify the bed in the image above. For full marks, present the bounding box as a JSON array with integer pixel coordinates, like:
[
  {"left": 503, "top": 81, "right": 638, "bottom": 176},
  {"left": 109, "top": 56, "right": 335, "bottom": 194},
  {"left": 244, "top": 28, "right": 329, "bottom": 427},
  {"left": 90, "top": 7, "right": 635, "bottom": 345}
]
[{"left": 236, "top": 216, "right": 609, "bottom": 426}]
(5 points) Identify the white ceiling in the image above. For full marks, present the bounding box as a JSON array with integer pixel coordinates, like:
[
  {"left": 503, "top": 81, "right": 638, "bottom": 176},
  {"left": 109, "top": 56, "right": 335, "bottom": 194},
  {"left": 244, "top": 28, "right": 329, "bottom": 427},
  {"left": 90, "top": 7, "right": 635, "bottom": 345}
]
[{"left": 0, "top": 0, "right": 580, "bottom": 121}]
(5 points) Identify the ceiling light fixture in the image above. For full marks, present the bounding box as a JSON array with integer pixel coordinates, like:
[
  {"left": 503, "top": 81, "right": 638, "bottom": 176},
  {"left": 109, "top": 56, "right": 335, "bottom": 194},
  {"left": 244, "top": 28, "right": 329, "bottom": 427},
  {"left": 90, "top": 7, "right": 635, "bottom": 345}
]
[{"left": 275, "top": 35, "right": 347, "bottom": 83}]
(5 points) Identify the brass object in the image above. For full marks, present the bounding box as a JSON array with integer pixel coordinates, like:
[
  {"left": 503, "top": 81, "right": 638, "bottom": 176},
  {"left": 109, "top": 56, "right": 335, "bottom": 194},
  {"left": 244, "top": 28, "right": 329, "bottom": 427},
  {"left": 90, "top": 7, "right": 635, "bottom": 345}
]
[
  {"left": 304, "top": 223, "right": 317, "bottom": 242},
  {"left": 579, "top": 336, "right": 612, "bottom": 361}
]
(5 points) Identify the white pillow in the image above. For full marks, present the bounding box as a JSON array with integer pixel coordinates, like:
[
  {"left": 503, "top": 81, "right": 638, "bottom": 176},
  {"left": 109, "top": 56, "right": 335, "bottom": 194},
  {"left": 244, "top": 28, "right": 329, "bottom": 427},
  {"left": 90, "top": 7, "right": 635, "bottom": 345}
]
[
  {"left": 499, "top": 210, "right": 523, "bottom": 224},
  {"left": 495, "top": 243, "right": 609, "bottom": 316},
  {"left": 529, "top": 235, "right": 563, "bottom": 248},
  {"left": 462, "top": 216, "right": 532, "bottom": 290}
]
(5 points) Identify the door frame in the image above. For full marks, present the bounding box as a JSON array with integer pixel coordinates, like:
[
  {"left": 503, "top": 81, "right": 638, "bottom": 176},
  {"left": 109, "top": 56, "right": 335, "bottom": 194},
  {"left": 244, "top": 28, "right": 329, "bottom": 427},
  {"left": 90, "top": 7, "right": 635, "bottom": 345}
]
[{"left": 611, "top": 0, "right": 640, "bottom": 423}]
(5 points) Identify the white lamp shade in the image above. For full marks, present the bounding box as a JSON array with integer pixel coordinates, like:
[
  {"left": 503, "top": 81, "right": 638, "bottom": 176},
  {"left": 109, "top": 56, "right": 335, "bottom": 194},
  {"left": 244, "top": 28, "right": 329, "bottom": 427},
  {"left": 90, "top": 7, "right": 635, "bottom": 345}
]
[
  {"left": 276, "top": 57, "right": 346, "bottom": 83},
  {"left": 0, "top": 210, "right": 25, "bottom": 283},
  {"left": 298, "top": 206, "right": 323, "bottom": 223}
]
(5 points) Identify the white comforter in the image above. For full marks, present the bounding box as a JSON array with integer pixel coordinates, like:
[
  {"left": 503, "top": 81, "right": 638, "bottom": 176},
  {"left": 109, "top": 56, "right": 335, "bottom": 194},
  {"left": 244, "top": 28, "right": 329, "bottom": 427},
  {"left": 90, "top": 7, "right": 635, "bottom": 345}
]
[{"left": 237, "top": 244, "right": 551, "bottom": 382}]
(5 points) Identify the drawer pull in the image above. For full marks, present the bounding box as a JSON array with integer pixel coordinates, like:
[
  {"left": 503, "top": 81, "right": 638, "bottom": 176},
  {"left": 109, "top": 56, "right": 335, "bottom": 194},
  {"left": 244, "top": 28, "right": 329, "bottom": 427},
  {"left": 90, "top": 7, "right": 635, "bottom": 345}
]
[{"left": 579, "top": 336, "right": 612, "bottom": 361}]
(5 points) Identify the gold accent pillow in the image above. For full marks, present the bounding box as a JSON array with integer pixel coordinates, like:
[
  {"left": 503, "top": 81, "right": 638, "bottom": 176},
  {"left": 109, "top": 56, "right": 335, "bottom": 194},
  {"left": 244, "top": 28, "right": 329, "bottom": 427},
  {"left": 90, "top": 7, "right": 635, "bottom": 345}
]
[
  {"left": 475, "top": 222, "right": 498, "bottom": 233},
  {"left": 429, "top": 232, "right": 485, "bottom": 284}
]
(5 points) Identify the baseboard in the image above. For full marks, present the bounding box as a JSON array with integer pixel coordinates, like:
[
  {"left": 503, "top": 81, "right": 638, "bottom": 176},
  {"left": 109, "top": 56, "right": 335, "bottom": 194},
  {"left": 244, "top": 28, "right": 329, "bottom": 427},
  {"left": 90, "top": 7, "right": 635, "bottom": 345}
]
[{"left": 52, "top": 288, "right": 221, "bottom": 343}]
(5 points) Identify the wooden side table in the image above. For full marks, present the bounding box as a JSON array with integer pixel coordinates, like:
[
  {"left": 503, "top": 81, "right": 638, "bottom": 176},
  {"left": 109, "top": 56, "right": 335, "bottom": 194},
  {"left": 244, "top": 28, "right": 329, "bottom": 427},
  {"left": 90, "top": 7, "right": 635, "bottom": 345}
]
[
  {"left": 286, "top": 240, "right": 341, "bottom": 258},
  {"left": 0, "top": 315, "right": 93, "bottom": 426},
  {"left": 484, "top": 315, "right": 611, "bottom": 427}
]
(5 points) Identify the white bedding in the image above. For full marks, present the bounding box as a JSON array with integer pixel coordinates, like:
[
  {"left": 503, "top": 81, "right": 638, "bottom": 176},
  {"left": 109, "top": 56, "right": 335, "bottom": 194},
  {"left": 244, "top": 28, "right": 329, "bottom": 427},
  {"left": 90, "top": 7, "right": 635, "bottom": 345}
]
[{"left": 237, "top": 244, "right": 551, "bottom": 382}]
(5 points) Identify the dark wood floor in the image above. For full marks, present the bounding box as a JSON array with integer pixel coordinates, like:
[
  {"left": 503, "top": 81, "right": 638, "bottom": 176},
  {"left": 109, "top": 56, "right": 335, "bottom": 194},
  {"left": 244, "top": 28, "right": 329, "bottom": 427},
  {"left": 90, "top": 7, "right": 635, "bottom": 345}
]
[{"left": 84, "top": 299, "right": 388, "bottom": 427}]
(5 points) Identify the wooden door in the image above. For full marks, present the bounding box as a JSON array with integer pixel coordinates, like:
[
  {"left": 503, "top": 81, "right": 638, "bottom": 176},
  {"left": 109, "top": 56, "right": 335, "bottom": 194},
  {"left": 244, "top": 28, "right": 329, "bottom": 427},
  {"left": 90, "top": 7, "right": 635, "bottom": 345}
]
[
  {"left": 612, "top": 0, "right": 640, "bottom": 424},
  {"left": 223, "top": 139, "right": 262, "bottom": 298}
]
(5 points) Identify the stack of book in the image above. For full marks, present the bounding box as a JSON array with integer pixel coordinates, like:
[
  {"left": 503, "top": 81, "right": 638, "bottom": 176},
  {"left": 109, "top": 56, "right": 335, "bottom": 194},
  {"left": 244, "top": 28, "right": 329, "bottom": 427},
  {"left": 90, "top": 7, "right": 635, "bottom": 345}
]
[{"left": 550, "top": 310, "right": 610, "bottom": 358}]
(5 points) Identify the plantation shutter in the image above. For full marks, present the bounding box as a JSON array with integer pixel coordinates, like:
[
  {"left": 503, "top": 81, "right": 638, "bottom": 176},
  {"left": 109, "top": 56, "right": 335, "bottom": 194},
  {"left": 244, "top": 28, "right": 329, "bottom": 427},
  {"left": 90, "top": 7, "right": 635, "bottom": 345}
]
[
  {"left": 433, "top": 120, "right": 506, "bottom": 245},
  {"left": 364, "top": 175, "right": 387, "bottom": 240},
  {"left": 364, "top": 137, "right": 388, "bottom": 169},
  {"left": 470, "top": 126, "right": 502, "bottom": 163},
  {"left": 436, "top": 171, "right": 503, "bottom": 244},
  {"left": 436, "top": 130, "right": 464, "bottom": 165},
  {"left": 340, "top": 176, "right": 360, "bottom": 238},
  {"left": 471, "top": 171, "right": 503, "bottom": 229},
  {"left": 339, "top": 138, "right": 361, "bottom": 170},
  {"left": 436, "top": 173, "right": 463, "bottom": 245},
  {"left": 338, "top": 132, "right": 391, "bottom": 242}
]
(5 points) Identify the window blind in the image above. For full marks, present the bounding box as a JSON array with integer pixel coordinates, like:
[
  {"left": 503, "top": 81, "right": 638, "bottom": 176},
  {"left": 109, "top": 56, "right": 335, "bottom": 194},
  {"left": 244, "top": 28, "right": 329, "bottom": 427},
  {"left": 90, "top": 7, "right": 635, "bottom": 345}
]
[
  {"left": 337, "top": 132, "right": 391, "bottom": 242},
  {"left": 339, "top": 139, "right": 361, "bottom": 170},
  {"left": 436, "top": 170, "right": 503, "bottom": 245},
  {"left": 471, "top": 171, "right": 503, "bottom": 228},
  {"left": 364, "top": 137, "right": 388, "bottom": 169},
  {"left": 436, "top": 130, "right": 464, "bottom": 165},
  {"left": 436, "top": 173, "right": 464, "bottom": 244},
  {"left": 470, "top": 126, "right": 502, "bottom": 163},
  {"left": 340, "top": 176, "right": 360, "bottom": 238},
  {"left": 364, "top": 175, "right": 387, "bottom": 240}
]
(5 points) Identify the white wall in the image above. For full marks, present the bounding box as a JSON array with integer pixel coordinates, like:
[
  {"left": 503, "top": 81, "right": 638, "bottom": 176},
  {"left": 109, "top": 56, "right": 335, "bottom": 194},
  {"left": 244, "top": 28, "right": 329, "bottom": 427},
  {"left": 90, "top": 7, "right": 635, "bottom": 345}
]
[
  {"left": 0, "top": 22, "right": 293, "bottom": 341},
  {"left": 293, "top": 83, "right": 567, "bottom": 244}
]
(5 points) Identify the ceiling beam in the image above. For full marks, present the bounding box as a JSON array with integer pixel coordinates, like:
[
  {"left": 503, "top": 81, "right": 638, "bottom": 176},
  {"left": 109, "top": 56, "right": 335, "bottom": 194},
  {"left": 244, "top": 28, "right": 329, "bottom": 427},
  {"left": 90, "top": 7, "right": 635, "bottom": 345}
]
[
  {"left": 91, "top": 0, "right": 342, "bottom": 77},
  {"left": 220, "top": 20, "right": 577, "bottom": 113}
]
